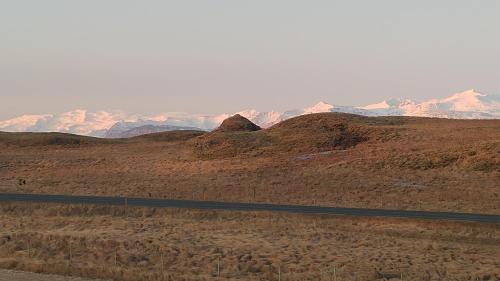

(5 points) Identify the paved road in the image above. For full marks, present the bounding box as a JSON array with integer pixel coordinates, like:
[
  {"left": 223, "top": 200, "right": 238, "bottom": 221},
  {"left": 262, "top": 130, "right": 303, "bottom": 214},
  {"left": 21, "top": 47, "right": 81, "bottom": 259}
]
[{"left": 0, "top": 193, "right": 499, "bottom": 223}]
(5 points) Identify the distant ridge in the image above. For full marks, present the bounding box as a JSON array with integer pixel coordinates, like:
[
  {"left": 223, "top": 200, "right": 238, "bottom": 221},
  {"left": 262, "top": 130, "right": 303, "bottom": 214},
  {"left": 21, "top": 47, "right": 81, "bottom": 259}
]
[
  {"left": 1, "top": 89, "right": 499, "bottom": 137},
  {"left": 105, "top": 124, "right": 204, "bottom": 138}
]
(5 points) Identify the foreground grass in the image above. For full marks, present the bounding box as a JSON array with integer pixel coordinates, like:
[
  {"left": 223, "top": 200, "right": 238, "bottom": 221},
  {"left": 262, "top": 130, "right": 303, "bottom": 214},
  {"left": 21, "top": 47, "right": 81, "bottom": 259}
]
[
  {"left": 0, "top": 269, "right": 106, "bottom": 281},
  {"left": 0, "top": 203, "right": 499, "bottom": 280}
]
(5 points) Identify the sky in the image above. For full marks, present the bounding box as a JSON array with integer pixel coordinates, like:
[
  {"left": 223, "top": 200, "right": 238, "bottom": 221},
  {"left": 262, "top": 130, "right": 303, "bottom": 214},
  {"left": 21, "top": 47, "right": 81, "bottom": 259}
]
[{"left": 1, "top": 1, "right": 499, "bottom": 119}]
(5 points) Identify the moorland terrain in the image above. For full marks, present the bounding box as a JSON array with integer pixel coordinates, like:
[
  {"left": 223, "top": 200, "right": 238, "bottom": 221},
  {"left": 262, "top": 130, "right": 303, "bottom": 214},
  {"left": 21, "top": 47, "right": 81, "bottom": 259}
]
[
  {"left": 0, "top": 113, "right": 499, "bottom": 280},
  {"left": 0, "top": 113, "right": 498, "bottom": 213},
  {"left": 0, "top": 203, "right": 499, "bottom": 281}
]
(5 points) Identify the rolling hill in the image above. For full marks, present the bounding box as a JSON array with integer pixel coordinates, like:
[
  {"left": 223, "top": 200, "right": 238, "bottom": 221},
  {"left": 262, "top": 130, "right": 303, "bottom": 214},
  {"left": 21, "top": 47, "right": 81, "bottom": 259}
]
[{"left": 0, "top": 112, "right": 498, "bottom": 215}]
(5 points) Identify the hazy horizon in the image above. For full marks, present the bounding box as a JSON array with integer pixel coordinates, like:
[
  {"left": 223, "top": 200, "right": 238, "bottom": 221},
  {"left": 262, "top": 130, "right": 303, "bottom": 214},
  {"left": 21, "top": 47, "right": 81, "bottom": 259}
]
[{"left": 2, "top": 1, "right": 500, "bottom": 119}]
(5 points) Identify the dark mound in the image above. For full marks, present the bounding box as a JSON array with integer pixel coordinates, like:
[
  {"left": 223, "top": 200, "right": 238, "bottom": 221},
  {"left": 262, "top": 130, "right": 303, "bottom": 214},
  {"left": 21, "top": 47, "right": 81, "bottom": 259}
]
[
  {"left": 216, "top": 114, "right": 261, "bottom": 132},
  {"left": 191, "top": 112, "right": 372, "bottom": 159},
  {"left": 0, "top": 132, "right": 114, "bottom": 147}
]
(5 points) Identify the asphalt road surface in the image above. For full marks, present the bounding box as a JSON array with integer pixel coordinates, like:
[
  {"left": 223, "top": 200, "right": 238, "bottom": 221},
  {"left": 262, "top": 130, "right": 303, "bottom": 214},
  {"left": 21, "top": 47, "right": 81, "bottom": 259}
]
[{"left": 1, "top": 193, "right": 499, "bottom": 223}]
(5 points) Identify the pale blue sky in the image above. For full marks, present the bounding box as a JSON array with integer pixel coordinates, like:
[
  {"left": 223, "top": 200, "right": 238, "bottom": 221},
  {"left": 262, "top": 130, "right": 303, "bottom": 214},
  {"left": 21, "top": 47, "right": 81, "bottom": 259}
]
[{"left": 1, "top": 1, "right": 499, "bottom": 118}]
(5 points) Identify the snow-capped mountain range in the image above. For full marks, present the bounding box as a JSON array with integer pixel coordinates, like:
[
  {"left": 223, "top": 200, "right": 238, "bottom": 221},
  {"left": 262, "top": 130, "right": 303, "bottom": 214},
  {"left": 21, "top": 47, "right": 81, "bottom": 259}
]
[{"left": 1, "top": 90, "right": 499, "bottom": 138}]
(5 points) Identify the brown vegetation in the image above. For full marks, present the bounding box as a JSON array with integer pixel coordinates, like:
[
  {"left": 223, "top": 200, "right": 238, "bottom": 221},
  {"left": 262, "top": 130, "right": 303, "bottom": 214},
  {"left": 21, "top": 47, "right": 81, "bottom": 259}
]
[
  {"left": 215, "top": 114, "right": 261, "bottom": 133},
  {"left": 0, "top": 113, "right": 498, "bottom": 214},
  {"left": 0, "top": 113, "right": 500, "bottom": 213},
  {"left": 129, "top": 130, "right": 205, "bottom": 143},
  {"left": 0, "top": 132, "right": 114, "bottom": 147},
  {"left": 0, "top": 114, "right": 499, "bottom": 280},
  {"left": 0, "top": 203, "right": 499, "bottom": 281},
  {"left": 193, "top": 113, "right": 371, "bottom": 158}
]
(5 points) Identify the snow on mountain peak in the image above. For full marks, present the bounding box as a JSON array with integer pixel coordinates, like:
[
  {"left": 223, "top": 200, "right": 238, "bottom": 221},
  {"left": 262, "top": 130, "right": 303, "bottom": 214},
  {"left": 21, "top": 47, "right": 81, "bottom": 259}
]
[
  {"left": 236, "top": 109, "right": 283, "bottom": 128},
  {"left": 0, "top": 114, "right": 52, "bottom": 132},
  {"left": 0, "top": 89, "right": 498, "bottom": 137},
  {"left": 361, "top": 101, "right": 390, "bottom": 110},
  {"left": 303, "top": 101, "right": 334, "bottom": 114},
  {"left": 362, "top": 98, "right": 417, "bottom": 110},
  {"left": 441, "top": 89, "right": 483, "bottom": 102},
  {"left": 0, "top": 110, "right": 128, "bottom": 136},
  {"left": 457, "top": 89, "right": 482, "bottom": 96},
  {"left": 420, "top": 89, "right": 499, "bottom": 113}
]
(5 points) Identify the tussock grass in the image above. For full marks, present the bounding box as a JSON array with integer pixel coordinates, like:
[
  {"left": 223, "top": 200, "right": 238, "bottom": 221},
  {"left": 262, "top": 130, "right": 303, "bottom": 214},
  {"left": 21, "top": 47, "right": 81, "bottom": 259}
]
[{"left": 0, "top": 203, "right": 499, "bottom": 280}]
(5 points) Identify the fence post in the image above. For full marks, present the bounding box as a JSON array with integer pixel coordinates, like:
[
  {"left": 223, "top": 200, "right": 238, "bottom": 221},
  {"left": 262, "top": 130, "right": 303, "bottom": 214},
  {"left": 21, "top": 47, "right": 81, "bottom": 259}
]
[
  {"left": 278, "top": 265, "right": 281, "bottom": 281},
  {"left": 160, "top": 251, "right": 164, "bottom": 278},
  {"left": 124, "top": 198, "right": 128, "bottom": 216},
  {"left": 217, "top": 255, "right": 220, "bottom": 278},
  {"left": 331, "top": 265, "right": 336, "bottom": 281},
  {"left": 27, "top": 239, "right": 31, "bottom": 258},
  {"left": 68, "top": 240, "right": 72, "bottom": 267}
]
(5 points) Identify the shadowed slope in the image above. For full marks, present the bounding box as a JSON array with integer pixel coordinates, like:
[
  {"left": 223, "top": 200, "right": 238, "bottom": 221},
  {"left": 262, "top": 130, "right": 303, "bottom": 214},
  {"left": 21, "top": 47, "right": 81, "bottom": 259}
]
[
  {"left": 129, "top": 130, "right": 206, "bottom": 142},
  {"left": 192, "top": 113, "right": 371, "bottom": 158},
  {"left": 0, "top": 130, "right": 206, "bottom": 147},
  {"left": 0, "top": 132, "right": 114, "bottom": 147}
]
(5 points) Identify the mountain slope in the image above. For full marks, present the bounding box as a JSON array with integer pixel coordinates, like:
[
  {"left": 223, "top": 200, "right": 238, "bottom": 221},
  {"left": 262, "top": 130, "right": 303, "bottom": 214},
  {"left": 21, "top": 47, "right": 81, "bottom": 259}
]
[
  {"left": 1, "top": 89, "right": 498, "bottom": 137},
  {"left": 361, "top": 89, "right": 500, "bottom": 118}
]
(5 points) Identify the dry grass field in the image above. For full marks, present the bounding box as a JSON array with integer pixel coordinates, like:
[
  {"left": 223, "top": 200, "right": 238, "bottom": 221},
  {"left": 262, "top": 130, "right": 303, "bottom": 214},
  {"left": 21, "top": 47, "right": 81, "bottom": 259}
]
[
  {"left": 0, "top": 113, "right": 498, "bottom": 213},
  {"left": 0, "top": 269, "right": 106, "bottom": 281},
  {"left": 0, "top": 203, "right": 499, "bottom": 281}
]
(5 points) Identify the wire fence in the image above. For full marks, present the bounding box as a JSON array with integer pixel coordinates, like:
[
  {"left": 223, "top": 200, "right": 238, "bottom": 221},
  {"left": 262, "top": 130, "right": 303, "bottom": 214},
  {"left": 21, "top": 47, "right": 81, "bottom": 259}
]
[
  {"left": 1, "top": 201, "right": 499, "bottom": 281},
  {"left": 0, "top": 233, "right": 418, "bottom": 281},
  {"left": 2, "top": 233, "right": 497, "bottom": 281}
]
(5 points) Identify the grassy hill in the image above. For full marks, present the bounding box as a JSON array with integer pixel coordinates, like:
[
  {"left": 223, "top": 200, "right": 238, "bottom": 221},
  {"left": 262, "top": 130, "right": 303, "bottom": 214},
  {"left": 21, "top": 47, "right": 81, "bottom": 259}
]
[
  {"left": 0, "top": 130, "right": 206, "bottom": 147},
  {"left": 0, "top": 132, "right": 114, "bottom": 147},
  {"left": 0, "top": 113, "right": 498, "bottom": 214},
  {"left": 192, "top": 113, "right": 371, "bottom": 158}
]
